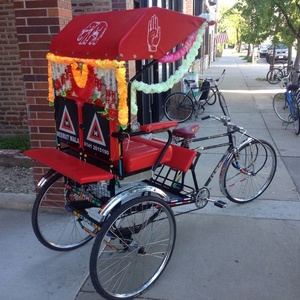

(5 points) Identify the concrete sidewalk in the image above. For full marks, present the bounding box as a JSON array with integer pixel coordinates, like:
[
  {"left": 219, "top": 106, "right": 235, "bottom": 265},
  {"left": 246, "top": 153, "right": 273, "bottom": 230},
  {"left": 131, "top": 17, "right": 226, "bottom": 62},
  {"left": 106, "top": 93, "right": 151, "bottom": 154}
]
[{"left": 1, "top": 50, "right": 300, "bottom": 300}]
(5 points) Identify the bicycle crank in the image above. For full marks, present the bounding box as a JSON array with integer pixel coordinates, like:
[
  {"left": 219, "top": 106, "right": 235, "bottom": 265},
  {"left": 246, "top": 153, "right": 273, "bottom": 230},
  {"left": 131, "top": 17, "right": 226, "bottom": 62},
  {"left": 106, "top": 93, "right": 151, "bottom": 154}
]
[
  {"left": 195, "top": 187, "right": 227, "bottom": 209},
  {"left": 195, "top": 187, "right": 209, "bottom": 209}
]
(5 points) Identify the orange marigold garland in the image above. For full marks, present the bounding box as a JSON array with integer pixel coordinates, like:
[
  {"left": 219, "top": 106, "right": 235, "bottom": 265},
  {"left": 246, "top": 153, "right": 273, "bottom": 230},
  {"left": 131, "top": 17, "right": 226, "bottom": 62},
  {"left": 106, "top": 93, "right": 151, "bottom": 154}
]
[{"left": 68, "top": 63, "right": 95, "bottom": 99}]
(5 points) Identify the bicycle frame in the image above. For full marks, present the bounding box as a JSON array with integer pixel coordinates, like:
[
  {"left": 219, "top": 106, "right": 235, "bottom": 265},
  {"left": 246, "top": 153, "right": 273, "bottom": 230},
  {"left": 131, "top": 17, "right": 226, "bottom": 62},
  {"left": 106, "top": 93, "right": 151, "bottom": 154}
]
[
  {"left": 285, "top": 91, "right": 295, "bottom": 119},
  {"left": 151, "top": 117, "right": 253, "bottom": 208}
]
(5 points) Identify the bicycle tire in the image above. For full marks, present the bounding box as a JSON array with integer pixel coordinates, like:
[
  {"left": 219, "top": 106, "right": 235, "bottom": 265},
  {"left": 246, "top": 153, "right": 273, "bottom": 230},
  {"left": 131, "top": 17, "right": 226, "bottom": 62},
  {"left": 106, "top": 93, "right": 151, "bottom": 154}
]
[
  {"left": 32, "top": 173, "right": 96, "bottom": 251},
  {"left": 273, "top": 92, "right": 291, "bottom": 123},
  {"left": 266, "top": 68, "right": 283, "bottom": 84},
  {"left": 163, "top": 92, "right": 193, "bottom": 123},
  {"left": 292, "top": 97, "right": 300, "bottom": 135},
  {"left": 281, "top": 66, "right": 290, "bottom": 78},
  {"left": 220, "top": 139, "right": 277, "bottom": 203},
  {"left": 218, "top": 92, "right": 230, "bottom": 117},
  {"left": 206, "top": 88, "right": 217, "bottom": 105},
  {"left": 90, "top": 196, "right": 176, "bottom": 300}
]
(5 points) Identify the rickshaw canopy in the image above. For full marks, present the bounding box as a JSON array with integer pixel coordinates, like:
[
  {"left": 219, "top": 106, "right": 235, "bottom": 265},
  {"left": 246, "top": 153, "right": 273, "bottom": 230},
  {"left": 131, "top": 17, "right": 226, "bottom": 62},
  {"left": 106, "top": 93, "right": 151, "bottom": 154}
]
[{"left": 50, "top": 6, "right": 206, "bottom": 61}]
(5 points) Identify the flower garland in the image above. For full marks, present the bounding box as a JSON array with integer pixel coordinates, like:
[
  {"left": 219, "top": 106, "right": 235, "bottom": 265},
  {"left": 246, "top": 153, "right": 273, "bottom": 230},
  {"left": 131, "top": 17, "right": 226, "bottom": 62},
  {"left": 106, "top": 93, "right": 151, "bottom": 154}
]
[
  {"left": 71, "top": 62, "right": 89, "bottom": 88},
  {"left": 158, "top": 29, "right": 197, "bottom": 63},
  {"left": 46, "top": 53, "right": 128, "bottom": 128},
  {"left": 130, "top": 22, "right": 207, "bottom": 107},
  {"left": 68, "top": 63, "right": 95, "bottom": 100}
]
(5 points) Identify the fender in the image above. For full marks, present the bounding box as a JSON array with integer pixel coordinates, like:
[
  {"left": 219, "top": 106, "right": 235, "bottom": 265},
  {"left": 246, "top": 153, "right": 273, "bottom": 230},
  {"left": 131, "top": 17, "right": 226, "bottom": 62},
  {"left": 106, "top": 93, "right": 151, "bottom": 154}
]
[
  {"left": 37, "top": 169, "right": 59, "bottom": 187},
  {"left": 99, "top": 182, "right": 169, "bottom": 221}
]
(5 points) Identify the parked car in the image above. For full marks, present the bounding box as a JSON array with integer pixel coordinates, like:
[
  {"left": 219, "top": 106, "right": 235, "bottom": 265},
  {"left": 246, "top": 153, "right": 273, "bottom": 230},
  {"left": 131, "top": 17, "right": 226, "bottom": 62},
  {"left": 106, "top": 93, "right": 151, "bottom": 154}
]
[
  {"left": 266, "top": 43, "right": 289, "bottom": 63},
  {"left": 259, "top": 43, "right": 270, "bottom": 58}
]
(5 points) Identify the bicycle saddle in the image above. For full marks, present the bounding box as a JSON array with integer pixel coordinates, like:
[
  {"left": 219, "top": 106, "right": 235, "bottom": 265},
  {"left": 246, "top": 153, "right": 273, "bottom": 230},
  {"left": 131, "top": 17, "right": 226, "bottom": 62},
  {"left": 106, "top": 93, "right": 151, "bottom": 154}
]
[
  {"left": 172, "top": 124, "right": 200, "bottom": 139},
  {"left": 287, "top": 84, "right": 299, "bottom": 91}
]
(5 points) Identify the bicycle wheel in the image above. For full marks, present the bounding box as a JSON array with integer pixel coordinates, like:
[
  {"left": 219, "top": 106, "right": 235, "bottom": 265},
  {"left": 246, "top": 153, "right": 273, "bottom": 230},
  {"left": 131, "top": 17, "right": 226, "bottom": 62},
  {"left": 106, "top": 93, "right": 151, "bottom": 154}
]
[
  {"left": 218, "top": 92, "right": 230, "bottom": 117},
  {"left": 90, "top": 196, "right": 176, "bottom": 300},
  {"left": 266, "top": 68, "right": 283, "bottom": 84},
  {"left": 292, "top": 98, "right": 300, "bottom": 135},
  {"left": 164, "top": 92, "right": 193, "bottom": 123},
  {"left": 220, "top": 139, "right": 277, "bottom": 203},
  {"left": 206, "top": 88, "right": 217, "bottom": 105},
  {"left": 273, "top": 92, "right": 291, "bottom": 123},
  {"left": 32, "top": 173, "right": 97, "bottom": 251}
]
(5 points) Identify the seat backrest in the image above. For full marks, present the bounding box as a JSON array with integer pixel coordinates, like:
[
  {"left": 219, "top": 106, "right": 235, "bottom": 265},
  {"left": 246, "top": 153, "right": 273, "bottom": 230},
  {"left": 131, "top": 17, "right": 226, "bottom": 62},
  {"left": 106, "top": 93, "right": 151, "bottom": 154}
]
[
  {"left": 54, "top": 96, "right": 84, "bottom": 149},
  {"left": 54, "top": 96, "right": 120, "bottom": 165},
  {"left": 82, "top": 102, "right": 119, "bottom": 162}
]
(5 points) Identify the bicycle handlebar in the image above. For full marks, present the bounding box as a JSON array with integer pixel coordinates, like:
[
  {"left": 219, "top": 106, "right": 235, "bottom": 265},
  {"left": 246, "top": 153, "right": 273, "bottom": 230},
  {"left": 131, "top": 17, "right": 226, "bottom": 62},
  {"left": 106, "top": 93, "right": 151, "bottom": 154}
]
[
  {"left": 201, "top": 114, "right": 244, "bottom": 133},
  {"left": 204, "top": 69, "right": 226, "bottom": 85}
]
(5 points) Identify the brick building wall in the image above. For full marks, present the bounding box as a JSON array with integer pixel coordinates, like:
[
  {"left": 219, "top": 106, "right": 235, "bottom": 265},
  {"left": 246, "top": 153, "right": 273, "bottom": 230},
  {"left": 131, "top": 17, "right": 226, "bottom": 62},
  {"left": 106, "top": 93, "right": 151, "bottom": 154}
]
[
  {"left": 0, "top": 0, "right": 129, "bottom": 139},
  {"left": 14, "top": 0, "right": 72, "bottom": 150},
  {"left": 11, "top": 0, "right": 129, "bottom": 183},
  {"left": 0, "top": 0, "right": 27, "bottom": 136}
]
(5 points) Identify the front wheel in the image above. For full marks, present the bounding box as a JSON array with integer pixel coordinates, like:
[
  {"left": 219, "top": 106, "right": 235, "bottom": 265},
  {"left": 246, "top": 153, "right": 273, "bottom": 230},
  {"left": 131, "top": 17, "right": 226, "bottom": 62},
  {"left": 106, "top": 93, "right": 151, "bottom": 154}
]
[
  {"left": 206, "top": 88, "right": 217, "bottom": 105},
  {"left": 218, "top": 92, "right": 230, "bottom": 117},
  {"left": 163, "top": 92, "right": 193, "bottom": 123},
  {"left": 220, "top": 139, "right": 277, "bottom": 203},
  {"left": 90, "top": 196, "right": 176, "bottom": 300}
]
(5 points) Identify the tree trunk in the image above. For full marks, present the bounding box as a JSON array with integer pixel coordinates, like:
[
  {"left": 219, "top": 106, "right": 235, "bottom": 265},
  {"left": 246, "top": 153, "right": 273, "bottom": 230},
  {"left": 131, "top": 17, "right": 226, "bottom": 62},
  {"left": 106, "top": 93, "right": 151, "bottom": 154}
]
[
  {"left": 291, "top": 39, "right": 300, "bottom": 83},
  {"left": 293, "top": 39, "right": 300, "bottom": 69}
]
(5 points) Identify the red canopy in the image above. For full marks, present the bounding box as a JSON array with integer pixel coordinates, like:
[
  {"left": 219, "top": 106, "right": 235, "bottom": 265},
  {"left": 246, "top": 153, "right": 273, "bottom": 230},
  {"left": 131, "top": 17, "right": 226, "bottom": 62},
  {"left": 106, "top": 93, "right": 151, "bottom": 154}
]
[{"left": 50, "top": 7, "right": 206, "bottom": 61}]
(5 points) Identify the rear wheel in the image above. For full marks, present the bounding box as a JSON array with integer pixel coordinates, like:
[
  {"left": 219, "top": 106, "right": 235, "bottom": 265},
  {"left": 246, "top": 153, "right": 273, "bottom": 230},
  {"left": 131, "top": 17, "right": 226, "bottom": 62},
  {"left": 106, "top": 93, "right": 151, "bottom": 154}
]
[
  {"left": 32, "top": 173, "right": 99, "bottom": 251},
  {"left": 164, "top": 92, "right": 193, "bottom": 123},
  {"left": 266, "top": 68, "right": 283, "bottom": 84},
  {"left": 273, "top": 92, "right": 290, "bottom": 123},
  {"left": 90, "top": 196, "right": 176, "bottom": 300}
]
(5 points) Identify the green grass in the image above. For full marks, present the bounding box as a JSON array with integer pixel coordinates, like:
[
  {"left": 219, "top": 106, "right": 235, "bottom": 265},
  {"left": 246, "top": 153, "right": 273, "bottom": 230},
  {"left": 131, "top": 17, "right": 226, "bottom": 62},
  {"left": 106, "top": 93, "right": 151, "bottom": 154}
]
[
  {"left": 0, "top": 135, "right": 30, "bottom": 151},
  {"left": 256, "top": 77, "right": 267, "bottom": 81}
]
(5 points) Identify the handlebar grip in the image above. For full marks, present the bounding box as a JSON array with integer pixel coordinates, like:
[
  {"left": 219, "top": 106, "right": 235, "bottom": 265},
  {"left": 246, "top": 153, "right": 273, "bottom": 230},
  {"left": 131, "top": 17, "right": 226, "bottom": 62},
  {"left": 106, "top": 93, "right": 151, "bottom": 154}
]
[{"left": 201, "top": 115, "right": 211, "bottom": 120}]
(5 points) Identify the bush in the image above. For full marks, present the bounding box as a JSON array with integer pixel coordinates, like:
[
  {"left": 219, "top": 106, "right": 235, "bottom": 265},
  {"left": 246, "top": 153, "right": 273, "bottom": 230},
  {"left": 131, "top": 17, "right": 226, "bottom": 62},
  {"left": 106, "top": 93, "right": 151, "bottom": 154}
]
[{"left": 0, "top": 135, "right": 30, "bottom": 151}]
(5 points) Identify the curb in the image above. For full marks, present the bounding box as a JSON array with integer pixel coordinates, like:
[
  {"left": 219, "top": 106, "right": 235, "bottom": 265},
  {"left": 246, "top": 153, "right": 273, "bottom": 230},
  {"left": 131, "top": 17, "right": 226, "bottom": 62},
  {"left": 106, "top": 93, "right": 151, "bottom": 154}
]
[
  {"left": 0, "top": 193, "right": 35, "bottom": 210},
  {"left": 0, "top": 150, "right": 32, "bottom": 168}
]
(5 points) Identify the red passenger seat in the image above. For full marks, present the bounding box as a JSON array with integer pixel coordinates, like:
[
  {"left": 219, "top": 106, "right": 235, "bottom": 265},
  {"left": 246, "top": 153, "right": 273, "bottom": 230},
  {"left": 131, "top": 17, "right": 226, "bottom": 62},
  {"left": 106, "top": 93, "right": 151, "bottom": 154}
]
[{"left": 121, "top": 136, "right": 173, "bottom": 173}]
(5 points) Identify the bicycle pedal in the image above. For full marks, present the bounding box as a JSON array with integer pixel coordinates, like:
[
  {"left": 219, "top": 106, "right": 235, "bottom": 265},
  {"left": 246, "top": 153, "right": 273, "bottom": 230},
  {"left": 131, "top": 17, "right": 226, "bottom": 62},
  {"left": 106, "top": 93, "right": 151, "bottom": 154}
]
[{"left": 214, "top": 200, "right": 227, "bottom": 208}]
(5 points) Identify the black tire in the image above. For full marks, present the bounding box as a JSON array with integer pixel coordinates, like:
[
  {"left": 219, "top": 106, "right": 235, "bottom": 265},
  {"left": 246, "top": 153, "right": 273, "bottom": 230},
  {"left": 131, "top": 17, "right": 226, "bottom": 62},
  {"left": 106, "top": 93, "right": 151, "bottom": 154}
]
[
  {"left": 206, "top": 88, "right": 217, "bottom": 105},
  {"left": 164, "top": 92, "right": 193, "bottom": 123},
  {"left": 32, "top": 173, "right": 96, "bottom": 251},
  {"left": 292, "top": 98, "right": 300, "bottom": 135},
  {"left": 220, "top": 139, "right": 277, "bottom": 203},
  {"left": 266, "top": 68, "right": 283, "bottom": 84},
  {"left": 90, "top": 196, "right": 176, "bottom": 300},
  {"left": 218, "top": 92, "right": 230, "bottom": 117},
  {"left": 273, "top": 93, "right": 290, "bottom": 123}
]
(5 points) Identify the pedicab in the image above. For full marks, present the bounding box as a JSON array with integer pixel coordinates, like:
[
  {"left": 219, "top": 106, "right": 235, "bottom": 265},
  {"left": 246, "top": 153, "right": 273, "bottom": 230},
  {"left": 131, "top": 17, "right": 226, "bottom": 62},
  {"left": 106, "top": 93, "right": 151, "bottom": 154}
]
[{"left": 24, "top": 7, "right": 276, "bottom": 300}]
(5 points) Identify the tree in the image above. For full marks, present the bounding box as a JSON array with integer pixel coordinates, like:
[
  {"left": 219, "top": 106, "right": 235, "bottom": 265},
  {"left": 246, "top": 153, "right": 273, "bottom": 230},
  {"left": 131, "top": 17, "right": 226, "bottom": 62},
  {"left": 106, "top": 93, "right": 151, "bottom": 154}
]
[{"left": 234, "top": 0, "right": 300, "bottom": 68}]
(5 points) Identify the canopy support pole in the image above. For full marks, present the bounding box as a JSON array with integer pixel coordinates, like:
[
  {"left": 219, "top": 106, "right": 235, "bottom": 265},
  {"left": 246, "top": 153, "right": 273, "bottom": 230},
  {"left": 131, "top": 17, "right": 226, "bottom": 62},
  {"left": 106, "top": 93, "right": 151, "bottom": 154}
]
[{"left": 127, "top": 60, "right": 158, "bottom": 132}]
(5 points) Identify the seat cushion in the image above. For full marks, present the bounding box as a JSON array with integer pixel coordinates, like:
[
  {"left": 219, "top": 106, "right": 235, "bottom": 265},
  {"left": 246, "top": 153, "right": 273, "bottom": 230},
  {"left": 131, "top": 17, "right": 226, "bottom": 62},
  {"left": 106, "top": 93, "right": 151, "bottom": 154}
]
[{"left": 122, "top": 136, "right": 172, "bottom": 173}]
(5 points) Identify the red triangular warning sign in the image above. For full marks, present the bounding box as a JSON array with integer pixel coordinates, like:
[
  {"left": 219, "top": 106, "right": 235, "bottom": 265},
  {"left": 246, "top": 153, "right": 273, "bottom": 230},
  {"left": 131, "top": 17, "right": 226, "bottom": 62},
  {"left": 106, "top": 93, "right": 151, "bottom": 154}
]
[
  {"left": 59, "top": 106, "right": 76, "bottom": 135},
  {"left": 86, "top": 114, "right": 106, "bottom": 146}
]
